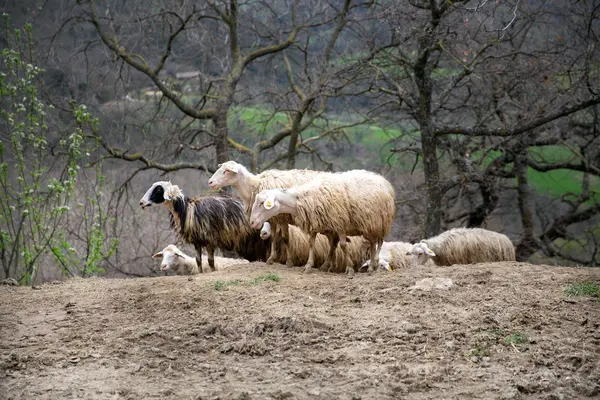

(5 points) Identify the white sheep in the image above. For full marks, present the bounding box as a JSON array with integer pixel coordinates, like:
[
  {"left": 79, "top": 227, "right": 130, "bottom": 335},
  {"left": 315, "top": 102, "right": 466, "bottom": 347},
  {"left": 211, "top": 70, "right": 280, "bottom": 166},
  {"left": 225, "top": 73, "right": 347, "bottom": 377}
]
[
  {"left": 408, "top": 227, "right": 516, "bottom": 266},
  {"left": 152, "top": 244, "right": 200, "bottom": 275},
  {"left": 360, "top": 241, "right": 433, "bottom": 271},
  {"left": 260, "top": 222, "right": 272, "bottom": 240},
  {"left": 249, "top": 169, "right": 396, "bottom": 275},
  {"left": 262, "top": 220, "right": 369, "bottom": 273},
  {"left": 208, "top": 161, "right": 325, "bottom": 266}
]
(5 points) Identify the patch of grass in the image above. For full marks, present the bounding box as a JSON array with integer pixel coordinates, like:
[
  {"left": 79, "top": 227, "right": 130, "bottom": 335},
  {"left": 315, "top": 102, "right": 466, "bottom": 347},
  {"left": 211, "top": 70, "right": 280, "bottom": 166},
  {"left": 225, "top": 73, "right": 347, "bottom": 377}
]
[
  {"left": 564, "top": 282, "right": 600, "bottom": 298},
  {"left": 248, "top": 273, "right": 281, "bottom": 286},
  {"left": 213, "top": 274, "right": 281, "bottom": 291},
  {"left": 503, "top": 332, "right": 530, "bottom": 345},
  {"left": 470, "top": 346, "right": 491, "bottom": 357},
  {"left": 214, "top": 279, "right": 242, "bottom": 291}
]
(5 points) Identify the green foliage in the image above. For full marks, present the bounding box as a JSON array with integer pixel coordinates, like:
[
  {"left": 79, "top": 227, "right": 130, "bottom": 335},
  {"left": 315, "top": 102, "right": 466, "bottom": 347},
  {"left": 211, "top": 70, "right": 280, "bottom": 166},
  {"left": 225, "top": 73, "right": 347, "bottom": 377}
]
[
  {"left": 503, "top": 332, "right": 530, "bottom": 345},
  {"left": 564, "top": 282, "right": 600, "bottom": 298},
  {"left": 214, "top": 279, "right": 242, "bottom": 291},
  {"left": 0, "top": 16, "right": 116, "bottom": 283},
  {"left": 248, "top": 273, "right": 280, "bottom": 286}
]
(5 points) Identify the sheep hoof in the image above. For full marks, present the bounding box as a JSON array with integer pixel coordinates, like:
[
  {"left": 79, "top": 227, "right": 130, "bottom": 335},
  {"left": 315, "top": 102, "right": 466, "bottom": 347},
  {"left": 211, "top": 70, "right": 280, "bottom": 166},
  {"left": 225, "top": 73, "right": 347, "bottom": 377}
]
[
  {"left": 319, "top": 262, "right": 330, "bottom": 272},
  {"left": 303, "top": 265, "right": 313, "bottom": 274},
  {"left": 345, "top": 267, "right": 355, "bottom": 278},
  {"left": 285, "top": 260, "right": 294, "bottom": 268},
  {"left": 266, "top": 257, "right": 276, "bottom": 265}
]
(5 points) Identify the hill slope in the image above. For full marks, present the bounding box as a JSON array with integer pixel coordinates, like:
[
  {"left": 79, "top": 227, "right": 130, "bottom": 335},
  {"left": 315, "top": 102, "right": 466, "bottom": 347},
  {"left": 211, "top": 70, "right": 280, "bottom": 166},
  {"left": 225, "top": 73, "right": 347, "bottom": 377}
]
[{"left": 1, "top": 261, "right": 599, "bottom": 399}]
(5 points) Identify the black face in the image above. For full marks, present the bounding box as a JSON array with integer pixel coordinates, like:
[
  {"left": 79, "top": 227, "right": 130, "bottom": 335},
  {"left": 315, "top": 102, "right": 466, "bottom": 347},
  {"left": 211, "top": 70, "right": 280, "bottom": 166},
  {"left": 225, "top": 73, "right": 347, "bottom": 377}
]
[{"left": 149, "top": 185, "right": 165, "bottom": 204}]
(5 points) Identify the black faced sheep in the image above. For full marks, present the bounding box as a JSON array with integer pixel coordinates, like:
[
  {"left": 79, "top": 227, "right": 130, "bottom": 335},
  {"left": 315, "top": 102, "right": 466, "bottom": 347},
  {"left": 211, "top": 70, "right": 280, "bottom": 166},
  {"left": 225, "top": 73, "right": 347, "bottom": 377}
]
[{"left": 140, "top": 181, "right": 270, "bottom": 272}]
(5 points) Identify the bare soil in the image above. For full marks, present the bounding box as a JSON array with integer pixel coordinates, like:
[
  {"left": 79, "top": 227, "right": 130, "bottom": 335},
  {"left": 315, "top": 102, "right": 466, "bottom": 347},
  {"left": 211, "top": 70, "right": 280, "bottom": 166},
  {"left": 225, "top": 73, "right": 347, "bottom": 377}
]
[{"left": 1, "top": 261, "right": 599, "bottom": 400}]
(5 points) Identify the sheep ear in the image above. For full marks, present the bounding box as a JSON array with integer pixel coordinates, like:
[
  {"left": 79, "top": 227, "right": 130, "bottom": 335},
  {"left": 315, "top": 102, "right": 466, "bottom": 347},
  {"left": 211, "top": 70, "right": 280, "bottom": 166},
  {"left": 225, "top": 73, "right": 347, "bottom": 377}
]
[
  {"left": 225, "top": 163, "right": 239, "bottom": 173},
  {"left": 264, "top": 194, "right": 275, "bottom": 210},
  {"left": 426, "top": 249, "right": 436, "bottom": 257},
  {"left": 163, "top": 187, "right": 172, "bottom": 201},
  {"left": 174, "top": 252, "right": 184, "bottom": 258},
  {"left": 405, "top": 251, "right": 411, "bottom": 256},
  {"left": 152, "top": 251, "right": 163, "bottom": 259}
]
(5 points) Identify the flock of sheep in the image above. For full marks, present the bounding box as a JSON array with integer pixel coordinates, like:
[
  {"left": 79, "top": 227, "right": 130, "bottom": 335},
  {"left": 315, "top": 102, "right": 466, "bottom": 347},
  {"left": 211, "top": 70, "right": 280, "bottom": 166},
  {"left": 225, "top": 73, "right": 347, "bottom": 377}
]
[{"left": 140, "top": 161, "right": 516, "bottom": 276}]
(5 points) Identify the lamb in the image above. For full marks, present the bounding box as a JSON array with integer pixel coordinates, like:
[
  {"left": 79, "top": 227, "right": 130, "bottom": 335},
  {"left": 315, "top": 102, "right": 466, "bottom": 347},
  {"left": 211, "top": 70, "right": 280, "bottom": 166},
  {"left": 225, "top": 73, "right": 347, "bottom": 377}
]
[
  {"left": 407, "top": 227, "right": 516, "bottom": 266},
  {"left": 208, "top": 161, "right": 326, "bottom": 266},
  {"left": 360, "top": 241, "right": 433, "bottom": 271},
  {"left": 262, "top": 220, "right": 369, "bottom": 272},
  {"left": 140, "top": 181, "right": 270, "bottom": 272},
  {"left": 260, "top": 222, "right": 272, "bottom": 240},
  {"left": 249, "top": 169, "right": 396, "bottom": 275},
  {"left": 152, "top": 244, "right": 199, "bottom": 275}
]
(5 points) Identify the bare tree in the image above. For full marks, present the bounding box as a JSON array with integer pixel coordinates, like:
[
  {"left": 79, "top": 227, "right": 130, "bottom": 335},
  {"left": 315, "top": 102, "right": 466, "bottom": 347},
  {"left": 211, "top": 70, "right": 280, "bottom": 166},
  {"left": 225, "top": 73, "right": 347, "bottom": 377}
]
[{"left": 370, "top": 0, "right": 600, "bottom": 263}]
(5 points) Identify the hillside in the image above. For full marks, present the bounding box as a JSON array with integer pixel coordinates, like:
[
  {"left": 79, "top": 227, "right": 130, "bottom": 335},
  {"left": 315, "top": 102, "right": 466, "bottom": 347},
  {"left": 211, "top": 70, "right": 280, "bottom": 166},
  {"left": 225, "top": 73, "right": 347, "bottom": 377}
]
[{"left": 1, "top": 261, "right": 599, "bottom": 399}]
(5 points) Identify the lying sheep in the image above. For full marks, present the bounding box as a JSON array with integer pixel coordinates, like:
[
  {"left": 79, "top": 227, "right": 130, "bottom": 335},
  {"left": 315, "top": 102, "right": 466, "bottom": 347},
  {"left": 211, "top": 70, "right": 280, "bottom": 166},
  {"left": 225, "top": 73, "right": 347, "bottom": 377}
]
[
  {"left": 140, "top": 181, "right": 270, "bottom": 272},
  {"left": 360, "top": 241, "right": 434, "bottom": 271},
  {"left": 152, "top": 244, "right": 199, "bottom": 275},
  {"left": 408, "top": 227, "right": 516, "bottom": 266},
  {"left": 261, "top": 220, "right": 368, "bottom": 272},
  {"left": 249, "top": 170, "right": 396, "bottom": 275},
  {"left": 208, "top": 161, "right": 325, "bottom": 266}
]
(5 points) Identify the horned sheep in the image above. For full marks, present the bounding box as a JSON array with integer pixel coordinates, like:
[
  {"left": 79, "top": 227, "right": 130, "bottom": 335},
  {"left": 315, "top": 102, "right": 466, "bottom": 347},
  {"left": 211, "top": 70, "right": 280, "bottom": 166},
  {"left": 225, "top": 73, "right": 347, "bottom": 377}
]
[
  {"left": 140, "top": 181, "right": 270, "bottom": 272},
  {"left": 408, "top": 227, "right": 516, "bottom": 266},
  {"left": 249, "top": 169, "right": 396, "bottom": 275},
  {"left": 152, "top": 244, "right": 199, "bottom": 275},
  {"left": 208, "top": 161, "right": 325, "bottom": 266},
  {"left": 261, "top": 220, "right": 368, "bottom": 273}
]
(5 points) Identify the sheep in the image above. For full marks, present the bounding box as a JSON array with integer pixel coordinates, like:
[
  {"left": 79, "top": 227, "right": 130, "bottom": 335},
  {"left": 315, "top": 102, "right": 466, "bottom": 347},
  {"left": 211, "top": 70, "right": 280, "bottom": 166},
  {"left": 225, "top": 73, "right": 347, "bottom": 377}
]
[
  {"left": 208, "top": 160, "right": 327, "bottom": 266},
  {"left": 262, "top": 221, "right": 369, "bottom": 272},
  {"left": 139, "top": 181, "right": 270, "bottom": 272},
  {"left": 360, "top": 241, "right": 434, "bottom": 271},
  {"left": 260, "top": 222, "right": 272, "bottom": 240},
  {"left": 152, "top": 244, "right": 199, "bottom": 275},
  {"left": 407, "top": 227, "right": 516, "bottom": 266},
  {"left": 249, "top": 169, "right": 396, "bottom": 275}
]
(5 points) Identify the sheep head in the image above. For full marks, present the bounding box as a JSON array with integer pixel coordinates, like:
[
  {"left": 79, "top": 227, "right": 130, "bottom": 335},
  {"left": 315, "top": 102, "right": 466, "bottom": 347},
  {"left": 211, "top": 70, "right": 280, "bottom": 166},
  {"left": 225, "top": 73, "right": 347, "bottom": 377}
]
[
  {"left": 249, "top": 188, "right": 296, "bottom": 229},
  {"left": 139, "top": 181, "right": 183, "bottom": 209},
  {"left": 407, "top": 241, "right": 436, "bottom": 266},
  {"left": 208, "top": 161, "right": 242, "bottom": 189},
  {"left": 260, "top": 222, "right": 271, "bottom": 240},
  {"left": 152, "top": 244, "right": 186, "bottom": 271}
]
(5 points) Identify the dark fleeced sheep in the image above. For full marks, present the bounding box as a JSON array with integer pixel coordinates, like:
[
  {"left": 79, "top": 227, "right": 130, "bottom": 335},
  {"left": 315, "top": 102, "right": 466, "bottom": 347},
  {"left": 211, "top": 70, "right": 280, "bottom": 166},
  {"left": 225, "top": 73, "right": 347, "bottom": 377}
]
[{"left": 140, "top": 181, "right": 269, "bottom": 271}]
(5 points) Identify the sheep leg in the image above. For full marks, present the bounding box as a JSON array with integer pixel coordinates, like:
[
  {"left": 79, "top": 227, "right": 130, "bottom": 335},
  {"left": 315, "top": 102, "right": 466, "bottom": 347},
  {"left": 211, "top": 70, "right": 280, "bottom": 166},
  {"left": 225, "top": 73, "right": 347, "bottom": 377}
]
[
  {"left": 267, "top": 223, "right": 279, "bottom": 265},
  {"left": 194, "top": 244, "right": 204, "bottom": 273},
  {"left": 365, "top": 241, "right": 378, "bottom": 273},
  {"left": 320, "top": 233, "right": 339, "bottom": 272},
  {"left": 376, "top": 239, "right": 384, "bottom": 269},
  {"left": 339, "top": 234, "right": 354, "bottom": 278},
  {"left": 280, "top": 223, "right": 293, "bottom": 267},
  {"left": 303, "top": 232, "right": 317, "bottom": 274},
  {"left": 206, "top": 245, "right": 216, "bottom": 272}
]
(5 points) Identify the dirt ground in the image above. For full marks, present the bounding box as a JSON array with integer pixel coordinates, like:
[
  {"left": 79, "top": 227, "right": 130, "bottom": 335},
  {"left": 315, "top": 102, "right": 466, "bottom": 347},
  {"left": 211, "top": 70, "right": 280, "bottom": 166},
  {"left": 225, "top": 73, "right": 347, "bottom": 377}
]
[{"left": 1, "top": 260, "right": 599, "bottom": 400}]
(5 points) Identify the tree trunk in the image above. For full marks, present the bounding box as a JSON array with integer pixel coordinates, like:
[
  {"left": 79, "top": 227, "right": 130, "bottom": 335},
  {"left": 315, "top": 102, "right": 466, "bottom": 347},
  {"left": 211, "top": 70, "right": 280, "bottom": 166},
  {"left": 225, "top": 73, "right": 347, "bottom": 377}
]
[
  {"left": 421, "top": 128, "right": 443, "bottom": 237},
  {"left": 213, "top": 82, "right": 235, "bottom": 166},
  {"left": 213, "top": 108, "right": 229, "bottom": 166},
  {"left": 515, "top": 149, "right": 537, "bottom": 260}
]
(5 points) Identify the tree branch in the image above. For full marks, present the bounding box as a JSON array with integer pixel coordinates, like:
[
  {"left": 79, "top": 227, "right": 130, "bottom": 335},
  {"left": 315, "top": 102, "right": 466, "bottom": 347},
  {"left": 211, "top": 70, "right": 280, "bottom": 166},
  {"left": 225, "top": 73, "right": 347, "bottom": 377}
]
[{"left": 435, "top": 97, "right": 600, "bottom": 137}]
